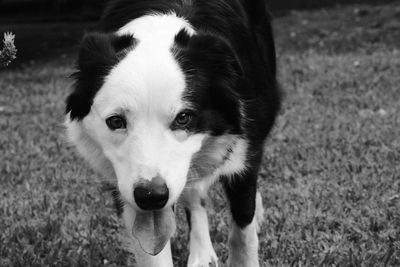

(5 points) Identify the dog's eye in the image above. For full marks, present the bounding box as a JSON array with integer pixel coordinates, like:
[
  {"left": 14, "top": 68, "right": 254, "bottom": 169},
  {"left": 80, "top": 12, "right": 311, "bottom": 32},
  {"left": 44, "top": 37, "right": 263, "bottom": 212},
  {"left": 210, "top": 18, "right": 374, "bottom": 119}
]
[
  {"left": 174, "top": 112, "right": 193, "bottom": 127},
  {"left": 106, "top": 115, "right": 127, "bottom": 130}
]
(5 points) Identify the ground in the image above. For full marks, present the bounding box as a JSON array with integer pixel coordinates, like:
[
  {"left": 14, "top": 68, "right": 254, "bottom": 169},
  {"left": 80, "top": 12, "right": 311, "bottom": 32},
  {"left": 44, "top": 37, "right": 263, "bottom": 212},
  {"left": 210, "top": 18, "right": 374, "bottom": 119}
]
[{"left": 1, "top": 3, "right": 400, "bottom": 267}]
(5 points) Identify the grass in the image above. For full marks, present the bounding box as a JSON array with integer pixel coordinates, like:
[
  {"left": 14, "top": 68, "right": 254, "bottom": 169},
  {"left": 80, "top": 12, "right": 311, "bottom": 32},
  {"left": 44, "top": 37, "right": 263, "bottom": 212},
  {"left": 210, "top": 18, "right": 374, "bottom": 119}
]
[{"left": 1, "top": 3, "right": 400, "bottom": 266}]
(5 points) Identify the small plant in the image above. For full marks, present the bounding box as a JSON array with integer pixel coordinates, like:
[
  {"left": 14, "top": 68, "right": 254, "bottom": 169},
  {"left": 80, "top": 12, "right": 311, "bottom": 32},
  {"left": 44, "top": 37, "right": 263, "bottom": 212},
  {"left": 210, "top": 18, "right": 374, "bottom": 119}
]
[{"left": 0, "top": 32, "right": 17, "bottom": 67}]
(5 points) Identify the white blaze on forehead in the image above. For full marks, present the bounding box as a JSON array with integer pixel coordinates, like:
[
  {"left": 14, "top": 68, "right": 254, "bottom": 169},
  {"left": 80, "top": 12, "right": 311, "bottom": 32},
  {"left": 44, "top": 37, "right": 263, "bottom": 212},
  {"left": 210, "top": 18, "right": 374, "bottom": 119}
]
[
  {"left": 118, "top": 13, "right": 194, "bottom": 44},
  {"left": 94, "top": 13, "right": 195, "bottom": 119}
]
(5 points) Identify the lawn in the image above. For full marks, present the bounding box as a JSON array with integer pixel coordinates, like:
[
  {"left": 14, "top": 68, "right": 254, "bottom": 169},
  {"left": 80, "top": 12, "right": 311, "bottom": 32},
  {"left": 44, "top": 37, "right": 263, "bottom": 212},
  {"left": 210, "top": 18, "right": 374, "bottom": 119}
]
[{"left": 1, "top": 3, "right": 400, "bottom": 267}]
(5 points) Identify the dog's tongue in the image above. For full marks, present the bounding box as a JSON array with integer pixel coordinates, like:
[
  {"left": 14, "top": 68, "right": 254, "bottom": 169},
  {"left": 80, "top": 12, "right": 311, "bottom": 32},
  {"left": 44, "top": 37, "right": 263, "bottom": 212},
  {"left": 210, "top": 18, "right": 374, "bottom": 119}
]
[{"left": 132, "top": 208, "right": 176, "bottom": 256}]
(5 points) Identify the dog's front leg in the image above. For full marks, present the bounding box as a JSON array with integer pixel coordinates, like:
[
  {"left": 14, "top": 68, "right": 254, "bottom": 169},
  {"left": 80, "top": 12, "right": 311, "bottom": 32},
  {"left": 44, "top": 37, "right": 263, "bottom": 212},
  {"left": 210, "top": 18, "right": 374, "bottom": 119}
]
[
  {"left": 123, "top": 206, "right": 174, "bottom": 267},
  {"left": 222, "top": 170, "right": 263, "bottom": 267},
  {"left": 181, "top": 187, "right": 218, "bottom": 267}
]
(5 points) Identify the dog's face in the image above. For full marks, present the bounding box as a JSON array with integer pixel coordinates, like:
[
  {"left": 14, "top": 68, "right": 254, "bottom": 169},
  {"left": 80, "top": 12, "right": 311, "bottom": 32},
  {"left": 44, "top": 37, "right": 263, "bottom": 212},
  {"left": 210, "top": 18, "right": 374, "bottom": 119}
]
[
  {"left": 75, "top": 28, "right": 203, "bottom": 209},
  {"left": 66, "top": 14, "right": 245, "bottom": 212}
]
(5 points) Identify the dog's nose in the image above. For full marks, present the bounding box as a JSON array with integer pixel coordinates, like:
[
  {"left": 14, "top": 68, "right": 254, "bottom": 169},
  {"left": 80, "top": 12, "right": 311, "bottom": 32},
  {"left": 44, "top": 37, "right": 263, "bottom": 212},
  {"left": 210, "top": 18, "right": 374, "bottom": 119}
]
[{"left": 133, "top": 177, "right": 169, "bottom": 210}]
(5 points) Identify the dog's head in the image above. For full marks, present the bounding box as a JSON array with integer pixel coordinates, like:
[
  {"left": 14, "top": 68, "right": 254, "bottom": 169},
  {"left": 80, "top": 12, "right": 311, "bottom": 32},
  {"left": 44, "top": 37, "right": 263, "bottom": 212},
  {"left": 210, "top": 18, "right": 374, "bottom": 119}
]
[{"left": 65, "top": 14, "right": 247, "bottom": 254}]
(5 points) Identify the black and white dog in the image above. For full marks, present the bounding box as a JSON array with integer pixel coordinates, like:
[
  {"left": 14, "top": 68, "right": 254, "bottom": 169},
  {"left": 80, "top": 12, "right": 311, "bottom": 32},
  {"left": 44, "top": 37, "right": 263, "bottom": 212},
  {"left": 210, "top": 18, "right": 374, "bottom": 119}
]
[{"left": 65, "top": 0, "right": 280, "bottom": 266}]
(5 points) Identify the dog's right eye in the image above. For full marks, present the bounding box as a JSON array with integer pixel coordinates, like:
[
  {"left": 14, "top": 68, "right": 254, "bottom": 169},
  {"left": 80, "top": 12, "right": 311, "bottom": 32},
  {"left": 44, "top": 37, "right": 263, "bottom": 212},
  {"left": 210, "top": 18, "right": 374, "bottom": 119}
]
[{"left": 106, "top": 115, "right": 127, "bottom": 130}]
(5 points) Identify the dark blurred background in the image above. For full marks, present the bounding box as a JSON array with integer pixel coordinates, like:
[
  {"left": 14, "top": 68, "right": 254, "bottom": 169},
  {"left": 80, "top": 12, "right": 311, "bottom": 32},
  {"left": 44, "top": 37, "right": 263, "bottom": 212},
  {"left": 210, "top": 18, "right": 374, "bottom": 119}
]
[{"left": 0, "top": 0, "right": 397, "bottom": 67}]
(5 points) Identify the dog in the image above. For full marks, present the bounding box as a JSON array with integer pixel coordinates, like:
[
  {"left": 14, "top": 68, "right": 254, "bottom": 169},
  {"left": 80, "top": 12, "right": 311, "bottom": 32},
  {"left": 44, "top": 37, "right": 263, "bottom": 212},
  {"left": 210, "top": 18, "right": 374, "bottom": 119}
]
[{"left": 65, "top": 0, "right": 280, "bottom": 266}]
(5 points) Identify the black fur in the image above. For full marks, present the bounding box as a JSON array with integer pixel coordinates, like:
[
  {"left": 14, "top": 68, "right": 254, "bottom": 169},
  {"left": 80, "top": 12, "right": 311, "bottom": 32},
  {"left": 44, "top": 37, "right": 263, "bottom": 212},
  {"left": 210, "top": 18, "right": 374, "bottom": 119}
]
[
  {"left": 173, "top": 32, "right": 243, "bottom": 136},
  {"left": 66, "top": 0, "right": 280, "bottom": 228},
  {"left": 174, "top": 28, "right": 191, "bottom": 47},
  {"left": 66, "top": 33, "right": 136, "bottom": 120},
  {"left": 221, "top": 150, "right": 263, "bottom": 228},
  {"left": 184, "top": 207, "right": 192, "bottom": 231},
  {"left": 200, "top": 198, "right": 206, "bottom": 207}
]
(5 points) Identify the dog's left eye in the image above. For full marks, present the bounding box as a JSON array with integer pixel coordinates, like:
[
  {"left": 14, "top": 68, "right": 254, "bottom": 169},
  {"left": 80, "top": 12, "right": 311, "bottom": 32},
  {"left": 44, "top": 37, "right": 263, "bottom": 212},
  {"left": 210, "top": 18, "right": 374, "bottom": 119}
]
[
  {"left": 174, "top": 112, "right": 193, "bottom": 127},
  {"left": 106, "top": 115, "right": 127, "bottom": 130}
]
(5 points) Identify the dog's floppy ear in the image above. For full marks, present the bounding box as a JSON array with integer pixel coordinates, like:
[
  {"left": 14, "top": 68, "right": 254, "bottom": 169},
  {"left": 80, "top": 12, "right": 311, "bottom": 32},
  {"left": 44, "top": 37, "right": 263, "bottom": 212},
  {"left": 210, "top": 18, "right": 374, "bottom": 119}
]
[{"left": 66, "top": 32, "right": 136, "bottom": 121}]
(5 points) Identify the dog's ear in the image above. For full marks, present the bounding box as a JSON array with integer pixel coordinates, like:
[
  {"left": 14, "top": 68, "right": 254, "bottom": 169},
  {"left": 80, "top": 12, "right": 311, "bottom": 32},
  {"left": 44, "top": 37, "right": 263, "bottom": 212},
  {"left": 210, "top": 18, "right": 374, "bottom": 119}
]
[
  {"left": 77, "top": 32, "right": 135, "bottom": 70},
  {"left": 66, "top": 33, "right": 136, "bottom": 121}
]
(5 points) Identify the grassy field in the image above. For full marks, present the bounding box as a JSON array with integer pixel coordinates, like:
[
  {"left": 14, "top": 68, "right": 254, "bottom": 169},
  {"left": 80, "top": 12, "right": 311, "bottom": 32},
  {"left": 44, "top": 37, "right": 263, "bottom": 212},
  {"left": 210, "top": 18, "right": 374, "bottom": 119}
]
[{"left": 1, "top": 3, "right": 400, "bottom": 267}]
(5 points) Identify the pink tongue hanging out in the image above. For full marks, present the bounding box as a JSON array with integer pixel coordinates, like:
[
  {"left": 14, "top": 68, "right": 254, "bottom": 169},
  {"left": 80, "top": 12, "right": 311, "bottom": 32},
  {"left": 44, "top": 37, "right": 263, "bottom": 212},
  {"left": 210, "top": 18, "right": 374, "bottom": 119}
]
[{"left": 132, "top": 208, "right": 176, "bottom": 256}]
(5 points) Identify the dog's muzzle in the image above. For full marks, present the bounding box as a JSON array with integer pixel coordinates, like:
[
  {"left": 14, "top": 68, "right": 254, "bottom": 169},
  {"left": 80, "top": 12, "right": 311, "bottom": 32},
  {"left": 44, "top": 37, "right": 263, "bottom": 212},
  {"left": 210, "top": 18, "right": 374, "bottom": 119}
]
[
  {"left": 132, "top": 176, "right": 176, "bottom": 256},
  {"left": 133, "top": 176, "right": 169, "bottom": 210}
]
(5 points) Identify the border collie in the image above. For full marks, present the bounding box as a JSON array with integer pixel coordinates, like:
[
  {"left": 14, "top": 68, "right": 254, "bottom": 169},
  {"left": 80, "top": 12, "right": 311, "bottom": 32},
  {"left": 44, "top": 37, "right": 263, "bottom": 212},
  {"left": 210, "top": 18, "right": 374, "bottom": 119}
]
[{"left": 65, "top": 0, "right": 280, "bottom": 266}]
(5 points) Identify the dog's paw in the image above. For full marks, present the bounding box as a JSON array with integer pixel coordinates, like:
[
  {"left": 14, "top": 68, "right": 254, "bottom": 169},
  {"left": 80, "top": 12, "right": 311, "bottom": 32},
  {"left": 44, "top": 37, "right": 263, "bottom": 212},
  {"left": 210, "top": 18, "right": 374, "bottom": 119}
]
[{"left": 187, "top": 248, "right": 218, "bottom": 267}]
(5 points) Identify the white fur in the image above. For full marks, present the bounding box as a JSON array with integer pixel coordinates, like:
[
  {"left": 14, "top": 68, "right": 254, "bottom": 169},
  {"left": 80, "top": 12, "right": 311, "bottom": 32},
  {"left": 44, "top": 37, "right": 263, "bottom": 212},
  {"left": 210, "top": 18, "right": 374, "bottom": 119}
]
[
  {"left": 118, "top": 13, "right": 195, "bottom": 40},
  {"left": 187, "top": 137, "right": 249, "bottom": 195},
  {"left": 255, "top": 191, "right": 265, "bottom": 234},
  {"left": 228, "top": 219, "right": 259, "bottom": 267},
  {"left": 218, "top": 138, "right": 248, "bottom": 176},
  {"left": 181, "top": 188, "right": 218, "bottom": 267},
  {"left": 187, "top": 209, "right": 218, "bottom": 267}
]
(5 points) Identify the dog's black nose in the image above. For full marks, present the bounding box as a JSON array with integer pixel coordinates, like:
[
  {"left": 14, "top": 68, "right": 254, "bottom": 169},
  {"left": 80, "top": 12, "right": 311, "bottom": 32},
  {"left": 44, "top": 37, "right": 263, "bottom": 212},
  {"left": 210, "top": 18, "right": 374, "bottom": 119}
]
[{"left": 134, "top": 177, "right": 169, "bottom": 210}]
